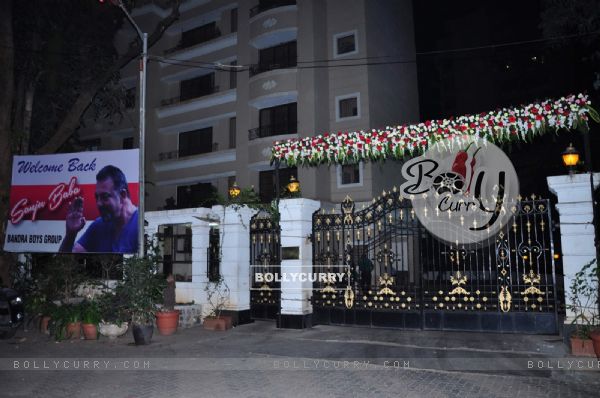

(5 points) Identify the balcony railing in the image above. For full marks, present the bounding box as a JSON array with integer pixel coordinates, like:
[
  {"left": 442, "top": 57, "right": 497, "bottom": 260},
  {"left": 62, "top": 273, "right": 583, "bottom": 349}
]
[
  {"left": 158, "top": 143, "right": 220, "bottom": 161},
  {"left": 164, "top": 27, "right": 222, "bottom": 55},
  {"left": 160, "top": 86, "right": 220, "bottom": 107},
  {"left": 249, "top": 62, "right": 296, "bottom": 77},
  {"left": 248, "top": 123, "right": 297, "bottom": 140},
  {"left": 249, "top": 0, "right": 296, "bottom": 18}
]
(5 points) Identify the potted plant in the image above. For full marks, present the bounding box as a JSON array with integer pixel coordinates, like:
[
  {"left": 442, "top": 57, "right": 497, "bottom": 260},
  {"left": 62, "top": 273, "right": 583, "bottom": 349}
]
[
  {"left": 97, "top": 291, "right": 129, "bottom": 339},
  {"left": 119, "top": 244, "right": 165, "bottom": 345},
  {"left": 155, "top": 274, "right": 180, "bottom": 336},
  {"left": 568, "top": 259, "right": 599, "bottom": 357},
  {"left": 49, "top": 304, "right": 81, "bottom": 341},
  {"left": 80, "top": 300, "right": 101, "bottom": 340},
  {"left": 203, "top": 275, "right": 232, "bottom": 331},
  {"left": 66, "top": 304, "right": 82, "bottom": 339},
  {"left": 25, "top": 294, "right": 55, "bottom": 335}
]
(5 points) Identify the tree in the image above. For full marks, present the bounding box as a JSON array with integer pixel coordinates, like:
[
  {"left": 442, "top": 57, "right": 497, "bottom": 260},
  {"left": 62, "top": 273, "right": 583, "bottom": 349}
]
[{"left": 0, "top": 0, "right": 182, "bottom": 286}]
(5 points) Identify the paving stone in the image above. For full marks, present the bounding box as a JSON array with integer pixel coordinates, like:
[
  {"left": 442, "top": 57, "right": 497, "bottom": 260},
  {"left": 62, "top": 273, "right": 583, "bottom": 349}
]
[{"left": 1, "top": 321, "right": 599, "bottom": 397}]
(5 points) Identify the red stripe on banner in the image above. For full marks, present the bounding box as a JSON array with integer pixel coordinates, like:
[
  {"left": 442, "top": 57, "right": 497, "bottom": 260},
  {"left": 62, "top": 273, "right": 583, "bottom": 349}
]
[{"left": 8, "top": 178, "right": 139, "bottom": 225}]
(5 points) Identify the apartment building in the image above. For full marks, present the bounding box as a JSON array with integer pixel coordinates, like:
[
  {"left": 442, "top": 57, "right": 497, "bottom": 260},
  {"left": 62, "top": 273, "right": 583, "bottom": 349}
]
[{"left": 79, "top": 0, "right": 419, "bottom": 210}]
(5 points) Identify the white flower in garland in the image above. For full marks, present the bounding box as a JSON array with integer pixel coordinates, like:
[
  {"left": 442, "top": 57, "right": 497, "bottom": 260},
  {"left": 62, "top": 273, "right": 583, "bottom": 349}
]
[{"left": 270, "top": 94, "right": 597, "bottom": 167}]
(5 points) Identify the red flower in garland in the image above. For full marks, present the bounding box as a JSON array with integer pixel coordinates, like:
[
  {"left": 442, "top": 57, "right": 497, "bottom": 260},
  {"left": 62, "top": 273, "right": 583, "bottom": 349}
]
[{"left": 271, "top": 94, "right": 592, "bottom": 166}]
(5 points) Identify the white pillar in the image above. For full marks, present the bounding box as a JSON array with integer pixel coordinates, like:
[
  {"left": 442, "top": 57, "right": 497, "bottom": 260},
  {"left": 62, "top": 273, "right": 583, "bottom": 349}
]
[
  {"left": 547, "top": 173, "right": 600, "bottom": 326},
  {"left": 190, "top": 221, "right": 211, "bottom": 310},
  {"left": 278, "top": 198, "right": 321, "bottom": 328},
  {"left": 212, "top": 205, "right": 256, "bottom": 325}
]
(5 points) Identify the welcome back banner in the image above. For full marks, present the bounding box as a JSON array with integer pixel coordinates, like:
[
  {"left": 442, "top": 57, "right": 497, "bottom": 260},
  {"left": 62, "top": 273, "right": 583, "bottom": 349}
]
[{"left": 4, "top": 149, "right": 139, "bottom": 253}]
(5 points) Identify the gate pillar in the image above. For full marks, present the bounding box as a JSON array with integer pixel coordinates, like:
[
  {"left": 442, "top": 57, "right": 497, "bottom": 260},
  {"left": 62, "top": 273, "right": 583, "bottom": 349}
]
[
  {"left": 278, "top": 198, "right": 321, "bottom": 329},
  {"left": 548, "top": 173, "right": 600, "bottom": 333},
  {"left": 212, "top": 205, "right": 256, "bottom": 326}
]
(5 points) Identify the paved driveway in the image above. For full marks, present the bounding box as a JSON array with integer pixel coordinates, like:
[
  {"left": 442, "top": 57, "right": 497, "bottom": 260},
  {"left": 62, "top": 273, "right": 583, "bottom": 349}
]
[{"left": 1, "top": 321, "right": 599, "bottom": 397}]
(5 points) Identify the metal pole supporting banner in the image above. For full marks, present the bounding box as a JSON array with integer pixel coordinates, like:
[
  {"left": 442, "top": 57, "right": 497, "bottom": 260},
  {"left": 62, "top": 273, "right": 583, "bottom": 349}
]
[{"left": 138, "top": 33, "right": 147, "bottom": 257}]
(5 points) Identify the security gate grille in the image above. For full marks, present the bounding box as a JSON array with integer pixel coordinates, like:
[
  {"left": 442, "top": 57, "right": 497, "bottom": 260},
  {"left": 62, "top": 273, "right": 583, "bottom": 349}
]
[
  {"left": 312, "top": 190, "right": 559, "bottom": 333},
  {"left": 250, "top": 211, "right": 281, "bottom": 320}
]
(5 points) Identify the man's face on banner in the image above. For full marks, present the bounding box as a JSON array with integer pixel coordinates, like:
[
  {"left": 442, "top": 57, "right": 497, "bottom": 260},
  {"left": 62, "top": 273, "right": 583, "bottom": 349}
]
[{"left": 95, "top": 178, "right": 123, "bottom": 222}]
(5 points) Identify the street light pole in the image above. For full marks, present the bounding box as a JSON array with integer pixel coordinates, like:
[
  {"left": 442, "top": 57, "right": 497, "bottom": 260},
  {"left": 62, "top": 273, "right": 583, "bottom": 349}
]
[
  {"left": 138, "top": 32, "right": 147, "bottom": 258},
  {"left": 112, "top": 0, "right": 147, "bottom": 257}
]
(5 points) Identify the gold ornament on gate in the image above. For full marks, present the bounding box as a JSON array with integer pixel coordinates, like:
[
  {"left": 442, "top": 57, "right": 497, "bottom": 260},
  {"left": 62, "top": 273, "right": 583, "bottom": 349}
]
[
  {"left": 344, "top": 286, "right": 355, "bottom": 309},
  {"left": 499, "top": 286, "right": 512, "bottom": 312},
  {"left": 449, "top": 271, "right": 469, "bottom": 296},
  {"left": 521, "top": 269, "right": 544, "bottom": 296},
  {"left": 377, "top": 273, "right": 396, "bottom": 296}
]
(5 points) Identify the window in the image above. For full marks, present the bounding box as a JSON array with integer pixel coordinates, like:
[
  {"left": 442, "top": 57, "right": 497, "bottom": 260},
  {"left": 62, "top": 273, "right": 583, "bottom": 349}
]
[
  {"left": 158, "top": 224, "right": 192, "bottom": 281},
  {"left": 180, "top": 22, "right": 220, "bottom": 49},
  {"left": 229, "top": 117, "right": 236, "bottom": 148},
  {"left": 230, "top": 8, "right": 238, "bottom": 33},
  {"left": 336, "top": 93, "right": 360, "bottom": 121},
  {"left": 229, "top": 61, "right": 237, "bottom": 89},
  {"left": 208, "top": 227, "right": 220, "bottom": 282},
  {"left": 334, "top": 31, "right": 358, "bottom": 57},
  {"left": 176, "top": 183, "right": 218, "bottom": 209},
  {"left": 253, "top": 102, "right": 297, "bottom": 139},
  {"left": 339, "top": 97, "right": 358, "bottom": 118},
  {"left": 180, "top": 73, "right": 216, "bottom": 101},
  {"left": 337, "top": 163, "right": 363, "bottom": 187},
  {"left": 251, "top": 41, "right": 296, "bottom": 76},
  {"left": 178, "top": 127, "right": 213, "bottom": 157},
  {"left": 250, "top": 0, "right": 296, "bottom": 18},
  {"left": 259, "top": 167, "right": 297, "bottom": 203},
  {"left": 122, "top": 137, "right": 134, "bottom": 149}
]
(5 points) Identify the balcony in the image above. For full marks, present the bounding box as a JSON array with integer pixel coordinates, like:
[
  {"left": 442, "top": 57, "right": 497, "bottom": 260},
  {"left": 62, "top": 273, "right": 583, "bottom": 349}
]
[
  {"left": 154, "top": 145, "right": 236, "bottom": 173},
  {"left": 250, "top": 0, "right": 296, "bottom": 18},
  {"left": 158, "top": 143, "right": 220, "bottom": 161},
  {"left": 249, "top": 62, "right": 296, "bottom": 78},
  {"left": 160, "top": 86, "right": 220, "bottom": 107},
  {"left": 248, "top": 123, "right": 297, "bottom": 141},
  {"left": 164, "top": 26, "right": 222, "bottom": 55}
]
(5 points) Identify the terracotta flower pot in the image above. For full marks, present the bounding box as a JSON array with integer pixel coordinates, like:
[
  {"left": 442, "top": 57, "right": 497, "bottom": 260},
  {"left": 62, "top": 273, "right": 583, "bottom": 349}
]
[
  {"left": 81, "top": 323, "right": 98, "bottom": 340},
  {"left": 219, "top": 315, "right": 233, "bottom": 329},
  {"left": 66, "top": 322, "right": 81, "bottom": 340},
  {"left": 156, "top": 310, "right": 180, "bottom": 336},
  {"left": 40, "top": 316, "right": 51, "bottom": 335},
  {"left": 570, "top": 337, "right": 596, "bottom": 357},
  {"left": 590, "top": 330, "right": 600, "bottom": 359},
  {"left": 203, "top": 316, "right": 232, "bottom": 331}
]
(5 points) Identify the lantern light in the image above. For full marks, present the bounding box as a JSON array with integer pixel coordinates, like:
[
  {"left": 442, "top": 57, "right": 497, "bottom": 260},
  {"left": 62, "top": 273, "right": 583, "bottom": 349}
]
[
  {"left": 287, "top": 175, "right": 300, "bottom": 193},
  {"left": 229, "top": 182, "right": 241, "bottom": 198},
  {"left": 562, "top": 143, "right": 580, "bottom": 174}
]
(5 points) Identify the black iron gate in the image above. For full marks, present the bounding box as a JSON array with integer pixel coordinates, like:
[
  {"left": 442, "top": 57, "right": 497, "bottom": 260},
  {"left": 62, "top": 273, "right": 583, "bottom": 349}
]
[
  {"left": 312, "top": 190, "right": 559, "bottom": 334},
  {"left": 250, "top": 211, "right": 281, "bottom": 320}
]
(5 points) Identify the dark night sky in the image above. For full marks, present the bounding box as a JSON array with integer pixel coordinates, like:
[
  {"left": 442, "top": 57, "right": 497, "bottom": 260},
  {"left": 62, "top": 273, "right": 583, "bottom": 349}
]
[{"left": 412, "top": 0, "right": 600, "bottom": 198}]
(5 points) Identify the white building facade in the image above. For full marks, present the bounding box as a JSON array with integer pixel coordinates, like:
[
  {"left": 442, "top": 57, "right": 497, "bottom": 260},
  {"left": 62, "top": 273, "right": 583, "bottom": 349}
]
[{"left": 79, "top": 0, "right": 419, "bottom": 209}]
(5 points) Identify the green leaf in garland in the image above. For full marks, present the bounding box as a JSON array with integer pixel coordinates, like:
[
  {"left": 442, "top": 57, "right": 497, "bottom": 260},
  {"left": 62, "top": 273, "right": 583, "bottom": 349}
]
[{"left": 586, "top": 105, "right": 600, "bottom": 123}]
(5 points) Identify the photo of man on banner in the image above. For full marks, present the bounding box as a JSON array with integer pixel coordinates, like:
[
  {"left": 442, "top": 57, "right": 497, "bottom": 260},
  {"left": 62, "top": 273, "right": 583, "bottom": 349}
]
[{"left": 59, "top": 165, "right": 138, "bottom": 253}]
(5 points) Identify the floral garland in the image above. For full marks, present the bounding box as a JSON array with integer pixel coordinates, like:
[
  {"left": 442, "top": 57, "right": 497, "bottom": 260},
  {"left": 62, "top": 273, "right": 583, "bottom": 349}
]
[{"left": 271, "top": 93, "right": 598, "bottom": 167}]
